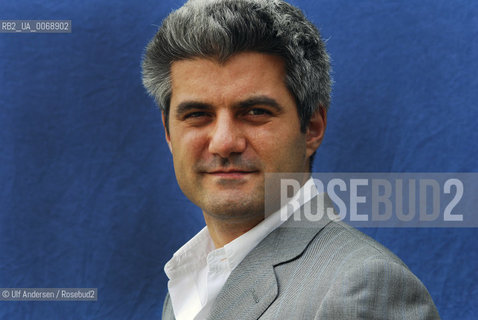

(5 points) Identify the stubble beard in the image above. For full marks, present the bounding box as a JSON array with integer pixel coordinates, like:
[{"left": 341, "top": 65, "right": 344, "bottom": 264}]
[
  {"left": 197, "top": 180, "right": 265, "bottom": 222},
  {"left": 188, "top": 155, "right": 265, "bottom": 221}
]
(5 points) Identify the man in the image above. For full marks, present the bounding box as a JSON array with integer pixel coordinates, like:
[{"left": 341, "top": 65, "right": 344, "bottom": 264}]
[{"left": 142, "top": 0, "right": 440, "bottom": 319}]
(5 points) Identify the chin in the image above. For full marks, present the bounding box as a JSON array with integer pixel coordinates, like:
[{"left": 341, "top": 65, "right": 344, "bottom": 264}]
[{"left": 202, "top": 196, "right": 265, "bottom": 221}]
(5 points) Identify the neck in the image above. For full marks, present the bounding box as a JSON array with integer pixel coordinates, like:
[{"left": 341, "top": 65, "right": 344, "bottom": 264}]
[{"left": 203, "top": 213, "right": 264, "bottom": 248}]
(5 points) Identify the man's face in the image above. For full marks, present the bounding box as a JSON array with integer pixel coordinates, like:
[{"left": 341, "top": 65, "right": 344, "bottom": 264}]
[{"left": 165, "top": 52, "right": 324, "bottom": 220}]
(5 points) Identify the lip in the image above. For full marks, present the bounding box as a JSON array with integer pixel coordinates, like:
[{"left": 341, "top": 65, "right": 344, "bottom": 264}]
[{"left": 206, "top": 170, "right": 258, "bottom": 178}]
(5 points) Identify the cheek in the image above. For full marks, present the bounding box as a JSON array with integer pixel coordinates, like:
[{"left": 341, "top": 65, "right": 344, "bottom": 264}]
[
  {"left": 170, "top": 130, "right": 208, "bottom": 165},
  {"left": 255, "top": 130, "right": 307, "bottom": 170},
  {"left": 248, "top": 129, "right": 287, "bottom": 163}
]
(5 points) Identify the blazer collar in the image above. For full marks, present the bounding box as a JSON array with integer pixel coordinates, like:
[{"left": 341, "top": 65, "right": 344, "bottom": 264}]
[{"left": 207, "top": 193, "right": 335, "bottom": 320}]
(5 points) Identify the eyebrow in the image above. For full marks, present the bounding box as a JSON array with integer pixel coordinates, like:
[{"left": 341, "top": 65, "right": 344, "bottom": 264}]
[
  {"left": 174, "top": 95, "right": 285, "bottom": 117},
  {"left": 235, "top": 96, "right": 284, "bottom": 113},
  {"left": 175, "top": 101, "right": 212, "bottom": 117}
]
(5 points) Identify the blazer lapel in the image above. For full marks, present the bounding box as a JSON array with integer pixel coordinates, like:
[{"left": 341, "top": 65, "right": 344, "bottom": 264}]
[{"left": 207, "top": 193, "right": 335, "bottom": 320}]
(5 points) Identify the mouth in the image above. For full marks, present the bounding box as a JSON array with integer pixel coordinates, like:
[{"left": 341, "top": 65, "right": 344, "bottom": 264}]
[{"left": 206, "top": 169, "right": 259, "bottom": 179}]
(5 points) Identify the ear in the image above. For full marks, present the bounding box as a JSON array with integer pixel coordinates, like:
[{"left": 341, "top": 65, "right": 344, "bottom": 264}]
[
  {"left": 161, "top": 111, "right": 172, "bottom": 153},
  {"left": 305, "top": 106, "right": 327, "bottom": 158}
]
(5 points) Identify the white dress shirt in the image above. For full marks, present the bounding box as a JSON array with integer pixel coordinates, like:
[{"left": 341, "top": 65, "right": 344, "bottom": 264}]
[{"left": 164, "top": 178, "right": 318, "bottom": 320}]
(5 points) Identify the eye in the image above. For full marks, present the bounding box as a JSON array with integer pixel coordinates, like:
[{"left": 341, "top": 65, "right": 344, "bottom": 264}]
[
  {"left": 246, "top": 108, "right": 272, "bottom": 116},
  {"left": 184, "top": 111, "right": 209, "bottom": 119},
  {"left": 180, "top": 110, "right": 213, "bottom": 126}
]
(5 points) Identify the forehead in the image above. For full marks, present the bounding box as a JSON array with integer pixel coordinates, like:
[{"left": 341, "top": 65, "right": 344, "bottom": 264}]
[{"left": 169, "top": 52, "right": 291, "bottom": 107}]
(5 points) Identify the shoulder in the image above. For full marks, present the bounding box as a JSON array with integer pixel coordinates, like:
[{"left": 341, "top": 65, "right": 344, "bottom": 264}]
[
  {"left": 301, "top": 221, "right": 441, "bottom": 319},
  {"left": 310, "top": 220, "right": 407, "bottom": 268},
  {"left": 316, "top": 254, "right": 441, "bottom": 319}
]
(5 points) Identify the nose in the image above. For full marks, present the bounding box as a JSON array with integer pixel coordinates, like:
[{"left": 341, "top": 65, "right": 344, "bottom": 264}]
[{"left": 208, "top": 112, "right": 246, "bottom": 158}]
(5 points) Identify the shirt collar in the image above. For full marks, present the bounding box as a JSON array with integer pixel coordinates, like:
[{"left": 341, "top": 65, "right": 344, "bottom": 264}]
[{"left": 164, "top": 226, "right": 214, "bottom": 280}]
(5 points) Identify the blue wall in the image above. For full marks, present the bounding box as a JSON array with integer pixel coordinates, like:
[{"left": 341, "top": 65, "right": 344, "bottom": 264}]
[{"left": 0, "top": 0, "right": 476, "bottom": 318}]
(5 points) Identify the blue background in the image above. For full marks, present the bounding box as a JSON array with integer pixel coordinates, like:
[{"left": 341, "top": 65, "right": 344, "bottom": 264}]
[{"left": 0, "top": 0, "right": 476, "bottom": 318}]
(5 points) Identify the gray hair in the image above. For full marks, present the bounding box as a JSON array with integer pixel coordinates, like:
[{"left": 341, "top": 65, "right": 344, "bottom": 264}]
[{"left": 142, "top": 0, "right": 331, "bottom": 132}]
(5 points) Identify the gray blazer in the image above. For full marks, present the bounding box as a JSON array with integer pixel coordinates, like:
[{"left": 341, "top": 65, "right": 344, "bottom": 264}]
[{"left": 162, "top": 197, "right": 440, "bottom": 319}]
